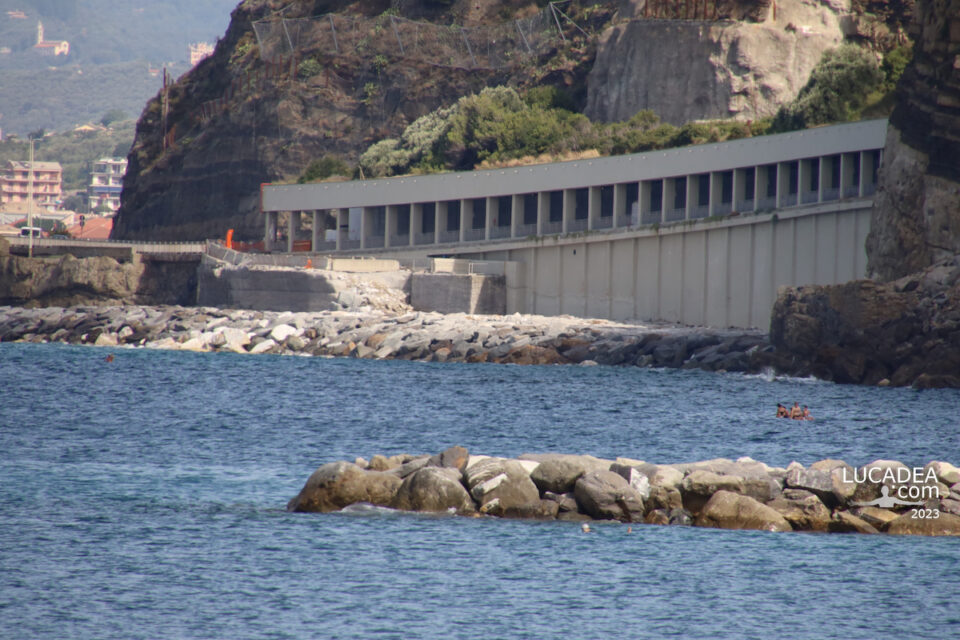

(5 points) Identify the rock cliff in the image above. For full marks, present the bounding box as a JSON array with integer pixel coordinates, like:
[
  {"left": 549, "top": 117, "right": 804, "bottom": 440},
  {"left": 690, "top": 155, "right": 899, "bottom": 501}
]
[
  {"left": 0, "top": 239, "right": 196, "bottom": 307},
  {"left": 866, "top": 0, "right": 960, "bottom": 281},
  {"left": 771, "top": 0, "right": 960, "bottom": 387},
  {"left": 586, "top": 0, "right": 854, "bottom": 124}
]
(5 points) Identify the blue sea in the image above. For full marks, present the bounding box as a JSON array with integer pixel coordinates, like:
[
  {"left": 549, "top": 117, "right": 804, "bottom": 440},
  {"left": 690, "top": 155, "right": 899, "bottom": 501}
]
[{"left": 2, "top": 342, "right": 958, "bottom": 639}]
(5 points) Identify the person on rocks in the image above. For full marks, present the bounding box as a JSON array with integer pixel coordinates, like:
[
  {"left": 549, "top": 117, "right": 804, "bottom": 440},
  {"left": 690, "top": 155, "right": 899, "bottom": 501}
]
[{"left": 776, "top": 403, "right": 790, "bottom": 418}]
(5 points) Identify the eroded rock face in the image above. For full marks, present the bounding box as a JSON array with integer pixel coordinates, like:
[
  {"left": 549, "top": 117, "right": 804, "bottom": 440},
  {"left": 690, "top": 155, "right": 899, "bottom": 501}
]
[
  {"left": 769, "top": 265, "right": 960, "bottom": 387},
  {"left": 866, "top": 0, "right": 960, "bottom": 282},
  {"left": 586, "top": 0, "right": 851, "bottom": 124}
]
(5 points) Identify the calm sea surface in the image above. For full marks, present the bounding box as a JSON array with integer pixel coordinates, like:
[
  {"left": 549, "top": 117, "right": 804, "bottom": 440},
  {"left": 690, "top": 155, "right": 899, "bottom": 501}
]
[{"left": 2, "top": 342, "right": 958, "bottom": 639}]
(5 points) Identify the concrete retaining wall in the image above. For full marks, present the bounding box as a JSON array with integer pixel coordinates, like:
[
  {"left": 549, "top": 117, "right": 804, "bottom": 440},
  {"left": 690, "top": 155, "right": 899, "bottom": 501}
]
[
  {"left": 197, "top": 256, "right": 342, "bottom": 312},
  {"left": 410, "top": 273, "right": 506, "bottom": 315},
  {"left": 455, "top": 203, "right": 871, "bottom": 328}
]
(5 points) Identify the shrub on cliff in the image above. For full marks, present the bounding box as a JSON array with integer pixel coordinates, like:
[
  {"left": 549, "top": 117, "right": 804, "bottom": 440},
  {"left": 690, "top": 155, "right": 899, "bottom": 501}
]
[
  {"left": 771, "top": 44, "right": 884, "bottom": 132},
  {"left": 298, "top": 156, "right": 350, "bottom": 183}
]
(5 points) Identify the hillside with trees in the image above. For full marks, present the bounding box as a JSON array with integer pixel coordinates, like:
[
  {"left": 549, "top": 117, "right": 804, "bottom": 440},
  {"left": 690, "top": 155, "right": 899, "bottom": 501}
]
[{"left": 0, "top": 0, "right": 236, "bottom": 134}]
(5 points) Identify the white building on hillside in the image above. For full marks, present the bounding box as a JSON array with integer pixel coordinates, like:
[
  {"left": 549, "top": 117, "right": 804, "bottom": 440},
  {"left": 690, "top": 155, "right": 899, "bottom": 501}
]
[{"left": 87, "top": 157, "right": 126, "bottom": 213}]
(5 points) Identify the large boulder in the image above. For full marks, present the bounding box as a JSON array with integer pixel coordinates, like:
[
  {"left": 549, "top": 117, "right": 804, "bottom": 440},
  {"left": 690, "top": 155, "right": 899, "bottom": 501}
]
[
  {"left": 391, "top": 467, "right": 476, "bottom": 514},
  {"left": 464, "top": 459, "right": 541, "bottom": 517},
  {"left": 428, "top": 445, "right": 470, "bottom": 472},
  {"left": 527, "top": 454, "right": 611, "bottom": 493},
  {"left": 829, "top": 511, "right": 879, "bottom": 534},
  {"left": 694, "top": 491, "right": 792, "bottom": 532},
  {"left": 573, "top": 470, "right": 645, "bottom": 522},
  {"left": 765, "top": 493, "right": 831, "bottom": 532},
  {"left": 785, "top": 466, "right": 856, "bottom": 508},
  {"left": 287, "top": 461, "right": 402, "bottom": 512},
  {"left": 886, "top": 512, "right": 960, "bottom": 536}
]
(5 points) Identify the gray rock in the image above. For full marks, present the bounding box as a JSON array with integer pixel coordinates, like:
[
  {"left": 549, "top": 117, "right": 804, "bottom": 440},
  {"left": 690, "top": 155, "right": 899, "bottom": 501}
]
[
  {"left": 527, "top": 454, "right": 611, "bottom": 493},
  {"left": 573, "top": 470, "right": 645, "bottom": 522},
  {"left": 390, "top": 467, "right": 475, "bottom": 514},
  {"left": 542, "top": 491, "right": 579, "bottom": 513},
  {"left": 885, "top": 512, "right": 960, "bottom": 536}
]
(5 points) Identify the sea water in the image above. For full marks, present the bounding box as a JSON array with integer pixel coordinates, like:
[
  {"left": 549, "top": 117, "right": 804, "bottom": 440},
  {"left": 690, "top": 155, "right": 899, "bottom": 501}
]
[{"left": 1, "top": 342, "right": 958, "bottom": 639}]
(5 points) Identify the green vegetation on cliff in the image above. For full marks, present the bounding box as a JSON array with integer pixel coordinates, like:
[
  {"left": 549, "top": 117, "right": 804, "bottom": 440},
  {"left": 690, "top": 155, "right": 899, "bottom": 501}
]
[{"left": 352, "top": 86, "right": 768, "bottom": 180}]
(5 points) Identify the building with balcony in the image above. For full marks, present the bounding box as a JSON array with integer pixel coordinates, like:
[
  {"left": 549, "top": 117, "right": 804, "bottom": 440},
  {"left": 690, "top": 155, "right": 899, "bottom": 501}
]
[
  {"left": 0, "top": 160, "right": 62, "bottom": 213},
  {"left": 87, "top": 157, "right": 126, "bottom": 213}
]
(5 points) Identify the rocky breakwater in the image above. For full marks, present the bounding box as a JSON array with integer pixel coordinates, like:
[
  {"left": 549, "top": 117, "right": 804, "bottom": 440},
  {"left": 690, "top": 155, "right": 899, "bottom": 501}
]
[
  {"left": 289, "top": 446, "right": 960, "bottom": 537},
  {"left": 0, "top": 304, "right": 773, "bottom": 373}
]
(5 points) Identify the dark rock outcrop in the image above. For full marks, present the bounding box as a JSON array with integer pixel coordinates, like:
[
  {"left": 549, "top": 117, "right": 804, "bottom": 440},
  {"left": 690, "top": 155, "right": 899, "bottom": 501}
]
[{"left": 770, "top": 261, "right": 960, "bottom": 387}]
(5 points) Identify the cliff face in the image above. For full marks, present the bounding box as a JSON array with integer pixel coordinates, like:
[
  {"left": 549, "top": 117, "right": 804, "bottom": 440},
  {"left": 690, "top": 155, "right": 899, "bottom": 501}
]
[
  {"left": 0, "top": 240, "right": 197, "bottom": 307},
  {"left": 770, "top": 0, "right": 960, "bottom": 387},
  {"left": 112, "top": 0, "right": 575, "bottom": 241},
  {"left": 586, "top": 0, "right": 853, "bottom": 123},
  {"left": 865, "top": 0, "right": 960, "bottom": 280}
]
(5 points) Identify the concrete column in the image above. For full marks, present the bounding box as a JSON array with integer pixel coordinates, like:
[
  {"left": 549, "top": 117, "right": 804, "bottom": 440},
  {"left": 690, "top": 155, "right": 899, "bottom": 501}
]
[
  {"left": 612, "top": 183, "right": 626, "bottom": 229},
  {"left": 776, "top": 162, "right": 789, "bottom": 208},
  {"left": 753, "top": 166, "right": 761, "bottom": 211},
  {"left": 537, "top": 191, "right": 548, "bottom": 235},
  {"left": 264, "top": 210, "right": 278, "bottom": 248},
  {"left": 684, "top": 176, "right": 696, "bottom": 220},
  {"left": 818, "top": 156, "right": 829, "bottom": 202},
  {"left": 459, "top": 199, "right": 469, "bottom": 243},
  {"left": 639, "top": 181, "right": 651, "bottom": 223},
  {"left": 562, "top": 188, "right": 575, "bottom": 233},
  {"left": 858, "top": 151, "right": 868, "bottom": 196},
  {"left": 485, "top": 196, "right": 495, "bottom": 240},
  {"left": 511, "top": 194, "right": 522, "bottom": 238},
  {"left": 587, "top": 186, "right": 601, "bottom": 230},
  {"left": 841, "top": 153, "right": 854, "bottom": 198},
  {"left": 797, "top": 161, "right": 807, "bottom": 206},
  {"left": 312, "top": 210, "right": 321, "bottom": 251},
  {"left": 709, "top": 172, "right": 722, "bottom": 215},
  {"left": 435, "top": 201, "right": 446, "bottom": 245},
  {"left": 411, "top": 203, "right": 422, "bottom": 246},
  {"left": 384, "top": 205, "right": 397, "bottom": 248},
  {"left": 287, "top": 210, "right": 300, "bottom": 253},
  {"left": 336, "top": 209, "right": 346, "bottom": 251},
  {"left": 360, "top": 206, "right": 373, "bottom": 249}
]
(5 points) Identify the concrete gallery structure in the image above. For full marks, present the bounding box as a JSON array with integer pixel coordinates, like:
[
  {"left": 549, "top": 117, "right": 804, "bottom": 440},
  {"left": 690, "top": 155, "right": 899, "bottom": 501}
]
[{"left": 261, "top": 119, "right": 888, "bottom": 327}]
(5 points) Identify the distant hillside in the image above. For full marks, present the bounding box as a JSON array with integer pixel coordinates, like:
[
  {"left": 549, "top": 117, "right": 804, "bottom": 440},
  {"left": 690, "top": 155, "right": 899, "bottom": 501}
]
[{"left": 0, "top": 0, "right": 237, "bottom": 134}]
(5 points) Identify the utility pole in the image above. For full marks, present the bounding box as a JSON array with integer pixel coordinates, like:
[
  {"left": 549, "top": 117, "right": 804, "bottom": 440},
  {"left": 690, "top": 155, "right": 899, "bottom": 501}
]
[{"left": 28, "top": 138, "right": 34, "bottom": 258}]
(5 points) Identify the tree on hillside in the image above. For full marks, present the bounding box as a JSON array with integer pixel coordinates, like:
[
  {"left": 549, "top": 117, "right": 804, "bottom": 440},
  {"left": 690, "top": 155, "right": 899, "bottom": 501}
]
[
  {"left": 771, "top": 45, "right": 884, "bottom": 132},
  {"left": 100, "top": 109, "right": 128, "bottom": 127}
]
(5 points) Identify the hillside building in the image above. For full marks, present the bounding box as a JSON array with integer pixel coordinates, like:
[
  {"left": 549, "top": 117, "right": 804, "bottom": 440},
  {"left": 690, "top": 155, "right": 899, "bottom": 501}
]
[
  {"left": 189, "top": 42, "right": 214, "bottom": 66},
  {"left": 33, "top": 21, "right": 69, "bottom": 56},
  {"left": 0, "top": 160, "right": 62, "bottom": 213},
  {"left": 87, "top": 157, "right": 126, "bottom": 213}
]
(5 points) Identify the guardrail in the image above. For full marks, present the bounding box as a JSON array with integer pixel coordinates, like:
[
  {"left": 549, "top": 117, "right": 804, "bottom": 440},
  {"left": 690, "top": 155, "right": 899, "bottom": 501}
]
[{"left": 5, "top": 236, "right": 207, "bottom": 254}]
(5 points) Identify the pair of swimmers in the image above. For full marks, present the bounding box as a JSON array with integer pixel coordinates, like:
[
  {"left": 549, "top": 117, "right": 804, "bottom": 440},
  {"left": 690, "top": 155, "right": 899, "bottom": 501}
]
[{"left": 776, "top": 402, "right": 812, "bottom": 420}]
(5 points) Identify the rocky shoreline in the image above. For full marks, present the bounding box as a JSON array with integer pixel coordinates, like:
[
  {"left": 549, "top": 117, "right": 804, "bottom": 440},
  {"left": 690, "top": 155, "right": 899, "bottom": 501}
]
[
  {"left": 0, "top": 304, "right": 773, "bottom": 372},
  {"left": 289, "top": 447, "right": 960, "bottom": 537}
]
